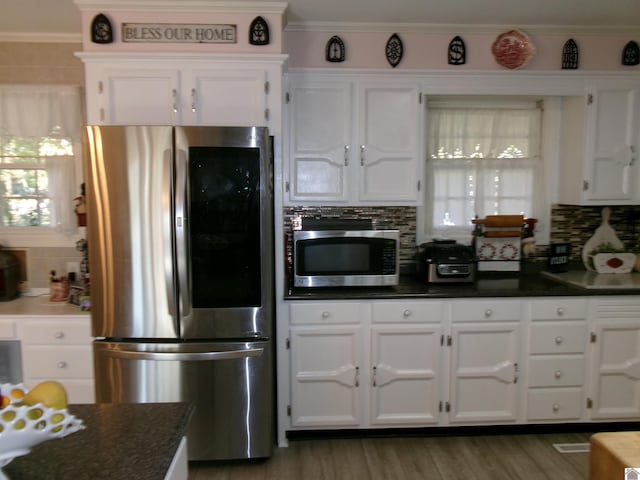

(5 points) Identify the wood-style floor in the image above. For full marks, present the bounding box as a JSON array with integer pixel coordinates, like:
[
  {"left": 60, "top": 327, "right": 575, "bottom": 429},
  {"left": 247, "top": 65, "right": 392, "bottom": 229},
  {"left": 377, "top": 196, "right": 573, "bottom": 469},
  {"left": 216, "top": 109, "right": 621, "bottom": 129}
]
[{"left": 188, "top": 431, "right": 592, "bottom": 479}]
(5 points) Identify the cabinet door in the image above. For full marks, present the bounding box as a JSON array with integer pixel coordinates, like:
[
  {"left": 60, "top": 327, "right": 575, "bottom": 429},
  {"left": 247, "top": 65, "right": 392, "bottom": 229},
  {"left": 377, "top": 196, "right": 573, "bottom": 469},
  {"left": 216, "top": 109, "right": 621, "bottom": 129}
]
[
  {"left": 289, "top": 325, "right": 363, "bottom": 427},
  {"left": 590, "top": 320, "right": 640, "bottom": 419},
  {"left": 96, "top": 67, "right": 179, "bottom": 125},
  {"left": 370, "top": 324, "right": 442, "bottom": 425},
  {"left": 449, "top": 322, "right": 521, "bottom": 423},
  {"left": 288, "top": 81, "right": 352, "bottom": 202},
  {"left": 186, "top": 68, "right": 268, "bottom": 126},
  {"left": 585, "top": 88, "right": 639, "bottom": 202},
  {"left": 358, "top": 84, "right": 422, "bottom": 203}
]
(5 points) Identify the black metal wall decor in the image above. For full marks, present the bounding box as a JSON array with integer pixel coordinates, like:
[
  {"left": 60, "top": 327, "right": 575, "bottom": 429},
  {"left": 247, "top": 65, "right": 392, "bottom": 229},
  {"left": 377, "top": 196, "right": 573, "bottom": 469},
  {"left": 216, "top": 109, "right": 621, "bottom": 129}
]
[
  {"left": 622, "top": 40, "right": 640, "bottom": 66},
  {"left": 448, "top": 36, "right": 466, "bottom": 65},
  {"left": 561, "top": 38, "right": 579, "bottom": 69},
  {"left": 326, "top": 36, "right": 345, "bottom": 63},
  {"left": 249, "top": 16, "right": 269, "bottom": 46},
  {"left": 91, "top": 13, "right": 113, "bottom": 44},
  {"left": 386, "top": 33, "right": 403, "bottom": 68}
]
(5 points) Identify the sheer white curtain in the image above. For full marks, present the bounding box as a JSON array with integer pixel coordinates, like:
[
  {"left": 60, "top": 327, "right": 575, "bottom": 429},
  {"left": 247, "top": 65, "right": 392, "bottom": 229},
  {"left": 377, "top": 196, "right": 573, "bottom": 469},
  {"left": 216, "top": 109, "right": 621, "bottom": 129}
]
[
  {"left": 0, "top": 85, "right": 83, "bottom": 235},
  {"left": 425, "top": 101, "right": 542, "bottom": 240}
]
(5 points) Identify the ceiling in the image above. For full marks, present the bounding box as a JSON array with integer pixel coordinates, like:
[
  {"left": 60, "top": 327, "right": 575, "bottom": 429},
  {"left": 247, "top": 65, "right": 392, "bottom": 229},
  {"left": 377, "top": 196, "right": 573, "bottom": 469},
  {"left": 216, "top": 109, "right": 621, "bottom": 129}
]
[{"left": 3, "top": 0, "right": 640, "bottom": 39}]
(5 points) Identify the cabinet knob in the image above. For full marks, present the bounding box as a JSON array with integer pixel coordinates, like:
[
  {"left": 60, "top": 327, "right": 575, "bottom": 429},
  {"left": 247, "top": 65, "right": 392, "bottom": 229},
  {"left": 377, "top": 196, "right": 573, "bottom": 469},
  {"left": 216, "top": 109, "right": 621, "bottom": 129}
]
[
  {"left": 54, "top": 331, "right": 65, "bottom": 339},
  {"left": 556, "top": 307, "right": 565, "bottom": 316},
  {"left": 321, "top": 311, "right": 330, "bottom": 319},
  {"left": 403, "top": 309, "right": 412, "bottom": 318},
  {"left": 554, "top": 370, "right": 563, "bottom": 379},
  {"left": 57, "top": 361, "right": 68, "bottom": 369},
  {"left": 555, "top": 336, "right": 564, "bottom": 345},
  {"left": 552, "top": 403, "right": 560, "bottom": 412},
  {"left": 484, "top": 309, "right": 493, "bottom": 318}
]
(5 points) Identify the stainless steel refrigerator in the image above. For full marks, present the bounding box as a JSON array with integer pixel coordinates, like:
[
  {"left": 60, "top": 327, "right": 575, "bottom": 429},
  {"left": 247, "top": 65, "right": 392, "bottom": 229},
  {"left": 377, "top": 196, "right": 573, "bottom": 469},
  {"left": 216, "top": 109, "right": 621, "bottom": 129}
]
[{"left": 83, "top": 125, "right": 274, "bottom": 461}]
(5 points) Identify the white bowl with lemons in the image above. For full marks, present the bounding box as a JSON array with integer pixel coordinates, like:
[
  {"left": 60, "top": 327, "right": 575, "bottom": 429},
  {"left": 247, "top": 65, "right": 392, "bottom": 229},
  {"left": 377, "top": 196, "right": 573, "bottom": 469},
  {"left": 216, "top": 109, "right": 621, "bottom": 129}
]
[{"left": 0, "top": 381, "right": 84, "bottom": 474}]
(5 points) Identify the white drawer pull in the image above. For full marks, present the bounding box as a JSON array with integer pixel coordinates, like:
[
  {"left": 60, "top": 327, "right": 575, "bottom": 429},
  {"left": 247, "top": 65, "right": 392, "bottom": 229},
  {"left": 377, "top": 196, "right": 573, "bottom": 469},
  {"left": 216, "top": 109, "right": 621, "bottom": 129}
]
[
  {"left": 54, "top": 331, "right": 65, "bottom": 339},
  {"left": 554, "top": 370, "right": 563, "bottom": 379},
  {"left": 321, "top": 311, "right": 330, "bottom": 319},
  {"left": 484, "top": 309, "right": 493, "bottom": 318},
  {"left": 57, "top": 361, "right": 68, "bottom": 369},
  {"left": 552, "top": 403, "right": 560, "bottom": 412},
  {"left": 555, "top": 336, "right": 564, "bottom": 345},
  {"left": 556, "top": 307, "right": 565, "bottom": 316},
  {"left": 403, "top": 309, "right": 412, "bottom": 318}
]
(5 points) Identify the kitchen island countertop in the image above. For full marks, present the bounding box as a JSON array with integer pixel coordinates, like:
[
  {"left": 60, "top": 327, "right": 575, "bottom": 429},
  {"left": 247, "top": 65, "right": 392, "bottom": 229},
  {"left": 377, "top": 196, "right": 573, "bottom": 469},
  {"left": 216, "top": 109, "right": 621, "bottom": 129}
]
[
  {"left": 285, "top": 270, "right": 640, "bottom": 300},
  {"left": 4, "top": 402, "right": 193, "bottom": 480}
]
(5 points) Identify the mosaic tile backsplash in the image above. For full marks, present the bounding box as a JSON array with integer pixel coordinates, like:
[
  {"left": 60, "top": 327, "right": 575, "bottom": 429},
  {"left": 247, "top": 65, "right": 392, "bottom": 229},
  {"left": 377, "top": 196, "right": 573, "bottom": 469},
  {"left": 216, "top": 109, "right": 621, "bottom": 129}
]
[{"left": 284, "top": 204, "right": 640, "bottom": 270}]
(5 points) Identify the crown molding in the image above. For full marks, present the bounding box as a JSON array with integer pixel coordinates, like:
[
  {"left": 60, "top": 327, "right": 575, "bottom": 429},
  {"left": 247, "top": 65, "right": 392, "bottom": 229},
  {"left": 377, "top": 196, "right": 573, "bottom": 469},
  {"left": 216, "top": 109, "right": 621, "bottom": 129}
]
[{"left": 73, "top": 0, "right": 288, "bottom": 15}]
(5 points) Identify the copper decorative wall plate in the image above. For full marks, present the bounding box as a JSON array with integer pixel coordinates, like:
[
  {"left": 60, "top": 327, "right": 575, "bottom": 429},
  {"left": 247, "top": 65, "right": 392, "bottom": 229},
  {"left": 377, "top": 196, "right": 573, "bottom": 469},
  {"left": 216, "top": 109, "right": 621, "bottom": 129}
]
[{"left": 491, "top": 30, "right": 536, "bottom": 69}]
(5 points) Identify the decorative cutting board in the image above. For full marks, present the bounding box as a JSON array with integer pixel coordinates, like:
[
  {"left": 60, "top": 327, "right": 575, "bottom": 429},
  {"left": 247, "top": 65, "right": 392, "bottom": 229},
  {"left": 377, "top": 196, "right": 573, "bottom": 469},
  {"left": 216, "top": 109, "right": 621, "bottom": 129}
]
[{"left": 582, "top": 207, "right": 625, "bottom": 271}]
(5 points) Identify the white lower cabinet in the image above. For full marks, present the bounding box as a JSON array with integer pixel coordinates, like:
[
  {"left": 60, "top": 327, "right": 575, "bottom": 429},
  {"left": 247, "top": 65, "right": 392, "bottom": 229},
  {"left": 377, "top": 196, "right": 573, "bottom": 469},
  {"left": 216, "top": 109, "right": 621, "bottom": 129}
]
[
  {"left": 19, "top": 316, "right": 95, "bottom": 404},
  {"left": 286, "top": 295, "right": 640, "bottom": 432},
  {"left": 589, "top": 297, "right": 640, "bottom": 420}
]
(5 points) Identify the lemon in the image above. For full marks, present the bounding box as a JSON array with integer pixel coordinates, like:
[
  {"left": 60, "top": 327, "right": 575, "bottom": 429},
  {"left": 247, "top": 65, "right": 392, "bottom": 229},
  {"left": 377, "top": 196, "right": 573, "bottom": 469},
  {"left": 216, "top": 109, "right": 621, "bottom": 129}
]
[{"left": 23, "top": 381, "right": 68, "bottom": 410}]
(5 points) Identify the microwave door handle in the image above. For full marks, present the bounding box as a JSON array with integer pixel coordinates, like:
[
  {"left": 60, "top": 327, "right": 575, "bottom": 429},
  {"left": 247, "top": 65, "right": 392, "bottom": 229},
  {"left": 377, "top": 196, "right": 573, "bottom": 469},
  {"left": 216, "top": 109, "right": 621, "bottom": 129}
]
[
  {"left": 174, "top": 147, "right": 191, "bottom": 323},
  {"left": 101, "top": 347, "right": 264, "bottom": 362}
]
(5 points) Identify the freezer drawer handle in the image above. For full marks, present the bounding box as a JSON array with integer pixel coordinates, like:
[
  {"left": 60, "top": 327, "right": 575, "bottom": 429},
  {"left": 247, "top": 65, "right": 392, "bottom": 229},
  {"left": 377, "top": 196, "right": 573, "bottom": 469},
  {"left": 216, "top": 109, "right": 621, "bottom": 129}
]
[{"left": 103, "top": 347, "right": 264, "bottom": 362}]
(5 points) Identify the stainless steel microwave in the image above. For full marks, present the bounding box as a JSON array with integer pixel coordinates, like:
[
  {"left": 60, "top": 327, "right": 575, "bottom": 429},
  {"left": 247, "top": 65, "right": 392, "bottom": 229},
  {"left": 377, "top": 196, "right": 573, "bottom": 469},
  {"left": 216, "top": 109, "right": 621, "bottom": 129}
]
[{"left": 293, "top": 230, "right": 400, "bottom": 287}]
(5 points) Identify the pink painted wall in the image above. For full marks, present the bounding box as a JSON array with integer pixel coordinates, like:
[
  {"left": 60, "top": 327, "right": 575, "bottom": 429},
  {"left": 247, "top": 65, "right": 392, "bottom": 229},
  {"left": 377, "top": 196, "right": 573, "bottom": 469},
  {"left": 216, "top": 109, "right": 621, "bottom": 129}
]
[{"left": 284, "top": 30, "right": 640, "bottom": 71}]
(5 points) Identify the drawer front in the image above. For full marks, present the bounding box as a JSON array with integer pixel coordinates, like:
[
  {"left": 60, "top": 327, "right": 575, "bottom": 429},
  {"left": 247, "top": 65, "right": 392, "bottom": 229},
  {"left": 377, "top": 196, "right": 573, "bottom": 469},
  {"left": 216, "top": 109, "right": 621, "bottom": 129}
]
[
  {"left": 0, "top": 321, "right": 16, "bottom": 339},
  {"left": 452, "top": 300, "right": 521, "bottom": 322},
  {"left": 372, "top": 301, "right": 444, "bottom": 323},
  {"left": 527, "top": 389, "right": 583, "bottom": 421},
  {"left": 23, "top": 346, "right": 93, "bottom": 379},
  {"left": 529, "top": 298, "right": 587, "bottom": 320},
  {"left": 529, "top": 323, "right": 586, "bottom": 354},
  {"left": 21, "top": 320, "right": 91, "bottom": 345},
  {"left": 290, "top": 302, "right": 362, "bottom": 325},
  {"left": 528, "top": 356, "right": 584, "bottom": 387}
]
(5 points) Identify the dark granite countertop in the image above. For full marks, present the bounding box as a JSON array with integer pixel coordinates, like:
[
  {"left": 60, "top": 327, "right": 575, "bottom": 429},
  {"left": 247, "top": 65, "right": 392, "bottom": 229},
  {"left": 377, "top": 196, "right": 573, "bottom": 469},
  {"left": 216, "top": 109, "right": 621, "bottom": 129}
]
[
  {"left": 4, "top": 402, "right": 193, "bottom": 480},
  {"left": 285, "top": 270, "right": 640, "bottom": 300}
]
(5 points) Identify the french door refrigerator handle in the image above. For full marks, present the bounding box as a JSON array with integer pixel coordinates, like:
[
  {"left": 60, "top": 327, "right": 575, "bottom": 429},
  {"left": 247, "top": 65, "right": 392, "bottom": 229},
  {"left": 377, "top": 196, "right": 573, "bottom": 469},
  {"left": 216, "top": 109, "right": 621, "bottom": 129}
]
[
  {"left": 174, "top": 146, "right": 191, "bottom": 324},
  {"left": 102, "top": 347, "right": 264, "bottom": 362},
  {"left": 163, "top": 147, "right": 176, "bottom": 319}
]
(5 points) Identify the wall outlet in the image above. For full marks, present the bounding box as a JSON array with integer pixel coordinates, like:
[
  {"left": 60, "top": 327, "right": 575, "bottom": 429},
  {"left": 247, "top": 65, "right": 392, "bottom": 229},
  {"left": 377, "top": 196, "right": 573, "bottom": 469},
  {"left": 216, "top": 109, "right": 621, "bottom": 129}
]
[{"left": 66, "top": 261, "right": 80, "bottom": 274}]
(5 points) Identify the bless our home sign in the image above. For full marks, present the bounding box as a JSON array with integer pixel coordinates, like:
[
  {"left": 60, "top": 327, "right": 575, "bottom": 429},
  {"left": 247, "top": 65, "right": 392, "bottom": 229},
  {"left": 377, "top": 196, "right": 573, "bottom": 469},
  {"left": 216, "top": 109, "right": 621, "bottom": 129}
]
[{"left": 122, "top": 23, "right": 237, "bottom": 43}]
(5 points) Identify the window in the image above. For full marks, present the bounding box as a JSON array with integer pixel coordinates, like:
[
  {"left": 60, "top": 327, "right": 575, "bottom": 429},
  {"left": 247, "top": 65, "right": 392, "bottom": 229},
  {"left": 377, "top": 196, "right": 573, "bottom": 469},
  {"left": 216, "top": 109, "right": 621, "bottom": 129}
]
[
  {"left": 423, "top": 97, "right": 545, "bottom": 242},
  {"left": 0, "top": 85, "right": 82, "bottom": 246}
]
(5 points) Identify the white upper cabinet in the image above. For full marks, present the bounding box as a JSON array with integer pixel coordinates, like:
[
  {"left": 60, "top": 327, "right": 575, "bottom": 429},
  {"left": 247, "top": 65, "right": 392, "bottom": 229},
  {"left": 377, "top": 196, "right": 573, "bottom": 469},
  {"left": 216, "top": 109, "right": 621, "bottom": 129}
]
[
  {"left": 78, "top": 53, "right": 285, "bottom": 127},
  {"left": 286, "top": 74, "right": 423, "bottom": 205},
  {"left": 559, "top": 84, "right": 640, "bottom": 205}
]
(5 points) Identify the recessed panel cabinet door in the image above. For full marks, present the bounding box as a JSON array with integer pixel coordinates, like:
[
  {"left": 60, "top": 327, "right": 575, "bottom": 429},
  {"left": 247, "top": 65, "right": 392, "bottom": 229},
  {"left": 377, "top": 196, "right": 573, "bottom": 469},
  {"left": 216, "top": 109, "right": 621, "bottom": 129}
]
[
  {"left": 288, "top": 82, "right": 352, "bottom": 201},
  {"left": 370, "top": 324, "right": 442, "bottom": 425},
  {"left": 590, "top": 319, "right": 640, "bottom": 419},
  {"left": 358, "top": 84, "right": 422, "bottom": 202},
  {"left": 449, "top": 322, "right": 521, "bottom": 423},
  {"left": 289, "top": 325, "right": 363, "bottom": 427}
]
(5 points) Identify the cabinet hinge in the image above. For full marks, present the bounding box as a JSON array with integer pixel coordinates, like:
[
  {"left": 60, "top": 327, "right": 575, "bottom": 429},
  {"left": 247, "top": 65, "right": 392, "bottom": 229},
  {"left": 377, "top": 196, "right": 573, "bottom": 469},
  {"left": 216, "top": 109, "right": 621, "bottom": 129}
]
[
  {"left": 265, "top": 109, "right": 269, "bottom": 121},
  {"left": 583, "top": 180, "right": 589, "bottom": 191},
  {"left": 98, "top": 81, "right": 103, "bottom": 94},
  {"left": 287, "top": 405, "right": 291, "bottom": 416},
  {"left": 587, "top": 93, "right": 594, "bottom": 105},
  {"left": 264, "top": 81, "right": 270, "bottom": 95},
  {"left": 286, "top": 337, "right": 290, "bottom": 349},
  {"left": 417, "top": 180, "right": 421, "bottom": 192},
  {"left": 285, "top": 181, "right": 290, "bottom": 193},
  {"left": 590, "top": 332, "right": 597, "bottom": 343},
  {"left": 419, "top": 92, "right": 423, "bottom": 104},
  {"left": 586, "top": 398, "right": 593, "bottom": 409},
  {"left": 439, "top": 401, "right": 443, "bottom": 412},
  {"left": 285, "top": 91, "right": 290, "bottom": 103}
]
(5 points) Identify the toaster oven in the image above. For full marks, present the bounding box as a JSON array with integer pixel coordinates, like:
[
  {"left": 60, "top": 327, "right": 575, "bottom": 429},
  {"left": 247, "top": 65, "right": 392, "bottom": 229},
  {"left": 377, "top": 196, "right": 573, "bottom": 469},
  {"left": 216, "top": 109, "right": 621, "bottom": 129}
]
[{"left": 416, "top": 240, "right": 476, "bottom": 283}]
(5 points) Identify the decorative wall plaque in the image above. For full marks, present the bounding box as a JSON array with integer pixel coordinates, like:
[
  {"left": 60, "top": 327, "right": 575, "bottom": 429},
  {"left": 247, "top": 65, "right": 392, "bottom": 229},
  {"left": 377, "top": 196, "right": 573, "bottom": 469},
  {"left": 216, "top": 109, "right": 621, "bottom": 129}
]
[
  {"left": 448, "top": 36, "right": 466, "bottom": 65},
  {"left": 326, "top": 36, "right": 345, "bottom": 62},
  {"left": 91, "top": 13, "right": 113, "bottom": 44},
  {"left": 385, "top": 33, "right": 403, "bottom": 68},
  {"left": 122, "top": 23, "right": 237, "bottom": 43},
  {"left": 562, "top": 38, "right": 579, "bottom": 69},
  {"left": 622, "top": 40, "right": 640, "bottom": 66},
  {"left": 249, "top": 16, "right": 269, "bottom": 45}
]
